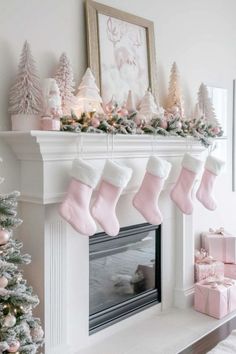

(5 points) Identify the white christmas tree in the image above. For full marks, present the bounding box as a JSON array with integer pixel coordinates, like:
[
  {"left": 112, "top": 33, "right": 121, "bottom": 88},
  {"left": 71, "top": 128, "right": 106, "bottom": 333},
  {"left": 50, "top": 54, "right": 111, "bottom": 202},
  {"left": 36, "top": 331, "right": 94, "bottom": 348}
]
[
  {"left": 197, "top": 83, "right": 220, "bottom": 126},
  {"left": 9, "top": 41, "right": 42, "bottom": 115},
  {"left": 126, "top": 90, "right": 136, "bottom": 114},
  {"left": 166, "top": 62, "right": 184, "bottom": 118},
  {"left": 75, "top": 68, "right": 104, "bottom": 114},
  {"left": 139, "top": 90, "right": 158, "bottom": 123},
  {"left": 193, "top": 102, "right": 203, "bottom": 120},
  {"left": 55, "top": 52, "right": 75, "bottom": 115}
]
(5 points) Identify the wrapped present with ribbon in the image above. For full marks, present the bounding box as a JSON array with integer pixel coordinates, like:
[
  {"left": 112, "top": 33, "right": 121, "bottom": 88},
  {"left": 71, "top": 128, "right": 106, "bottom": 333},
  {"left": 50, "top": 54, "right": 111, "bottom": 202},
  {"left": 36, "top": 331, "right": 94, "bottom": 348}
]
[
  {"left": 201, "top": 228, "right": 236, "bottom": 263},
  {"left": 195, "top": 249, "right": 224, "bottom": 282},
  {"left": 194, "top": 276, "right": 236, "bottom": 319},
  {"left": 224, "top": 263, "right": 236, "bottom": 279}
]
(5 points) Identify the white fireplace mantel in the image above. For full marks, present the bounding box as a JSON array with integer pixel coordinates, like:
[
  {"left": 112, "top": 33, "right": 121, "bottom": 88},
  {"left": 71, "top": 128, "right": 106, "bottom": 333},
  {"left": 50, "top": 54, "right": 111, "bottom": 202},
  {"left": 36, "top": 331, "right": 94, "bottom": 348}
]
[{"left": 0, "top": 131, "right": 206, "bottom": 354}]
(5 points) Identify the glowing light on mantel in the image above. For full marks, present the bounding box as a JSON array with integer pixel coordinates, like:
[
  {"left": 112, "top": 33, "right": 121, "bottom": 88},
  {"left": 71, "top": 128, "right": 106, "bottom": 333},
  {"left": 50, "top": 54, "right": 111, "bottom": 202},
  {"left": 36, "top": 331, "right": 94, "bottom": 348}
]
[{"left": 74, "top": 68, "right": 104, "bottom": 115}]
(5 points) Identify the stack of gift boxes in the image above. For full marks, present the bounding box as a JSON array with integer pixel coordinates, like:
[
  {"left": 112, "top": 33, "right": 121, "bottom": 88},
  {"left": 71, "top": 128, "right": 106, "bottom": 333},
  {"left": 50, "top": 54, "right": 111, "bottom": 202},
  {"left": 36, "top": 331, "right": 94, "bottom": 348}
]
[{"left": 194, "top": 227, "right": 236, "bottom": 319}]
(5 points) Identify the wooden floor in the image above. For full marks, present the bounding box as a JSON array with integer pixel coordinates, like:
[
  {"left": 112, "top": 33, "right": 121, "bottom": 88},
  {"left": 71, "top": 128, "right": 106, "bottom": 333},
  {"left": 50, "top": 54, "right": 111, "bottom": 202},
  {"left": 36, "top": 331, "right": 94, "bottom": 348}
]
[{"left": 179, "top": 316, "right": 236, "bottom": 354}]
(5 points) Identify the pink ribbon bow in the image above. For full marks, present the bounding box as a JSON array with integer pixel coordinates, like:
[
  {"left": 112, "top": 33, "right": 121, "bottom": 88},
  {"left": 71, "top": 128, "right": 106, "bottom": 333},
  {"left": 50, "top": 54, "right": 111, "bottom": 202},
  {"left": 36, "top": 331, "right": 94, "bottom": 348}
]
[
  {"left": 209, "top": 227, "right": 225, "bottom": 235},
  {"left": 204, "top": 276, "right": 234, "bottom": 288},
  {"left": 195, "top": 248, "right": 215, "bottom": 264}
]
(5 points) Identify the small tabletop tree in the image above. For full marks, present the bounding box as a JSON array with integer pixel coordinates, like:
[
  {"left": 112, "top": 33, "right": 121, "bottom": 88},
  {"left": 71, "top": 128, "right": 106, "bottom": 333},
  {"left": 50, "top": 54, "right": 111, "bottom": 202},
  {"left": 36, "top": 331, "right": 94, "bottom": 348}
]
[{"left": 166, "top": 62, "right": 184, "bottom": 118}]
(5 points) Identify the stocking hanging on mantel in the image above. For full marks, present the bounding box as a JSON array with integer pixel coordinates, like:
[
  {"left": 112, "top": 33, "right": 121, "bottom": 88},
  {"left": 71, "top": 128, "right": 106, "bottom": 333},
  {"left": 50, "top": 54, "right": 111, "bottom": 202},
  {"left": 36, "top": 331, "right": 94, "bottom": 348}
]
[
  {"left": 133, "top": 156, "right": 171, "bottom": 225},
  {"left": 170, "top": 153, "right": 203, "bottom": 215},
  {"left": 91, "top": 160, "right": 132, "bottom": 237},
  {"left": 196, "top": 155, "right": 225, "bottom": 211},
  {"left": 9, "top": 40, "right": 43, "bottom": 131},
  {"left": 75, "top": 68, "right": 104, "bottom": 115},
  {"left": 165, "top": 62, "right": 184, "bottom": 118},
  {"left": 54, "top": 52, "right": 75, "bottom": 115},
  {"left": 59, "top": 159, "right": 100, "bottom": 236}
]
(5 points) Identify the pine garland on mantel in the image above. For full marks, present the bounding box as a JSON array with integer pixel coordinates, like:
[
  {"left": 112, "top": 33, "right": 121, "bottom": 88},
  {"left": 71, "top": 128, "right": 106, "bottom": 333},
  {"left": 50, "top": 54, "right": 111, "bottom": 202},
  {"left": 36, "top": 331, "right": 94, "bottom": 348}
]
[{"left": 60, "top": 109, "right": 223, "bottom": 147}]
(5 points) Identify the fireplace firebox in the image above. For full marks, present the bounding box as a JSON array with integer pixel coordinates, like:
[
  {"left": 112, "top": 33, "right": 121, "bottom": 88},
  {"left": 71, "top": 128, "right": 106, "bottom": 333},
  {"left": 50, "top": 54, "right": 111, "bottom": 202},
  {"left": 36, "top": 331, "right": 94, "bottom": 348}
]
[{"left": 89, "top": 223, "right": 161, "bottom": 333}]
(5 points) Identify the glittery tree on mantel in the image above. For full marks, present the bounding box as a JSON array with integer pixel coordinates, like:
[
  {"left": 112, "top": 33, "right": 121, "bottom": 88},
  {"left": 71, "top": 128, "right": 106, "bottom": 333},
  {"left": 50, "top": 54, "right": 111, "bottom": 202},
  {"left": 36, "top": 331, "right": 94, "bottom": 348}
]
[{"left": 0, "top": 159, "right": 44, "bottom": 354}]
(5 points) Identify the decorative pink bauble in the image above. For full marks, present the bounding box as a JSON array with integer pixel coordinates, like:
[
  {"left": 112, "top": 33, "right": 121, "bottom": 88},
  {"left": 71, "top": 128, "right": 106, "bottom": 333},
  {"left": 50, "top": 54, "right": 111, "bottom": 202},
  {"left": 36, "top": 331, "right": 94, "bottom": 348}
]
[
  {"left": 105, "top": 97, "right": 117, "bottom": 114},
  {"left": 135, "top": 113, "right": 146, "bottom": 127},
  {"left": 0, "top": 229, "right": 10, "bottom": 245},
  {"left": 119, "top": 108, "right": 129, "bottom": 116},
  {"left": 212, "top": 126, "right": 220, "bottom": 135},
  {"left": 31, "top": 325, "right": 44, "bottom": 341},
  {"left": 8, "top": 340, "right": 20, "bottom": 352},
  {"left": 91, "top": 117, "right": 100, "bottom": 128},
  {"left": 176, "top": 121, "right": 182, "bottom": 129},
  {"left": 160, "top": 120, "right": 168, "bottom": 129},
  {"left": 0, "top": 276, "right": 8, "bottom": 288}
]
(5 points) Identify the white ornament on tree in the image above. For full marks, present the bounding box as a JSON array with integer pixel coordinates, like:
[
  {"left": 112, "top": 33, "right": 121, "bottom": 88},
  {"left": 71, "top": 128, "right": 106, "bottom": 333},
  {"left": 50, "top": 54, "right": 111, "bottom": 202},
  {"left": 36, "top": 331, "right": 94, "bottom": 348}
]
[
  {"left": 126, "top": 90, "right": 136, "bottom": 114},
  {"left": 166, "top": 62, "right": 184, "bottom": 118},
  {"left": 55, "top": 52, "right": 75, "bottom": 115},
  {"left": 9, "top": 41, "right": 43, "bottom": 131},
  {"left": 197, "top": 83, "right": 220, "bottom": 127},
  {"left": 138, "top": 90, "right": 158, "bottom": 123},
  {"left": 4, "top": 314, "right": 16, "bottom": 328},
  {"left": 0, "top": 276, "right": 8, "bottom": 289},
  {"left": 75, "top": 68, "right": 104, "bottom": 115}
]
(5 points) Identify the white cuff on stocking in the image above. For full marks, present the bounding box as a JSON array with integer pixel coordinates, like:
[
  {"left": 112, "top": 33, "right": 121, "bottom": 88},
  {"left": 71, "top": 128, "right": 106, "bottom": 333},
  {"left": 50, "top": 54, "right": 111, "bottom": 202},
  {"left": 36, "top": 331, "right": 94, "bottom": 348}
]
[
  {"left": 205, "top": 155, "right": 225, "bottom": 176},
  {"left": 182, "top": 153, "right": 203, "bottom": 174},
  {"left": 102, "top": 160, "right": 132, "bottom": 188},
  {"left": 147, "top": 156, "right": 172, "bottom": 179},
  {"left": 70, "top": 159, "right": 100, "bottom": 188}
]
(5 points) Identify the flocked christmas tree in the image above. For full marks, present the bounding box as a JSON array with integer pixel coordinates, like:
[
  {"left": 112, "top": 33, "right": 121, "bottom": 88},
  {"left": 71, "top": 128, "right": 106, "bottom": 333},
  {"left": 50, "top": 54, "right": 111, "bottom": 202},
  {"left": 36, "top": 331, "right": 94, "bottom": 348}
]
[
  {"left": 75, "top": 68, "right": 104, "bottom": 115},
  {"left": 9, "top": 41, "right": 42, "bottom": 115},
  {"left": 166, "top": 62, "right": 184, "bottom": 118},
  {"left": 138, "top": 90, "right": 158, "bottom": 123},
  {"left": 54, "top": 52, "right": 75, "bottom": 115},
  {"left": 197, "top": 83, "right": 220, "bottom": 127},
  {"left": 0, "top": 159, "right": 44, "bottom": 354}
]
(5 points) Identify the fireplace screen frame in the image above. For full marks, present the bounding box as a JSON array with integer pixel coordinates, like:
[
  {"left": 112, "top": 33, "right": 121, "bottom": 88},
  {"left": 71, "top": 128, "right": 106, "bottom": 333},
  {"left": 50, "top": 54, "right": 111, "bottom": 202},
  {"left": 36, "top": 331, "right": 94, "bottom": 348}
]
[{"left": 89, "top": 223, "right": 161, "bottom": 334}]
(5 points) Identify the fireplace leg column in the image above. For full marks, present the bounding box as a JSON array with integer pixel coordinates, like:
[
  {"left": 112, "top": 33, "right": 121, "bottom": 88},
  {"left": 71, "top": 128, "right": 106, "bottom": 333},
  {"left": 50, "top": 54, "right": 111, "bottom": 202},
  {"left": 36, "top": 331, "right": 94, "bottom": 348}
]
[{"left": 174, "top": 209, "right": 195, "bottom": 308}]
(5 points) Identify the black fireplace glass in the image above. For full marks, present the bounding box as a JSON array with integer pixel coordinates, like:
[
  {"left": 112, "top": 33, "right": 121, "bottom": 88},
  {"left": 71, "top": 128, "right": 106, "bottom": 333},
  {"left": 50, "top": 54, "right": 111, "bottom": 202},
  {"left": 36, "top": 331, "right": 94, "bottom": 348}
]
[{"left": 89, "top": 223, "right": 161, "bottom": 333}]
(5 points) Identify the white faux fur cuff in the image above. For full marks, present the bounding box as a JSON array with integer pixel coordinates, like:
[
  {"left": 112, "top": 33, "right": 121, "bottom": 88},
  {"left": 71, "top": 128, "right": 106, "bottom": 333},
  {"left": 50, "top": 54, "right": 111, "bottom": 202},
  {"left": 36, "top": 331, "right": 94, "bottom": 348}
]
[
  {"left": 147, "top": 156, "right": 171, "bottom": 179},
  {"left": 205, "top": 155, "right": 225, "bottom": 176},
  {"left": 70, "top": 159, "right": 99, "bottom": 188},
  {"left": 102, "top": 160, "right": 132, "bottom": 188},
  {"left": 182, "top": 153, "right": 203, "bottom": 174}
]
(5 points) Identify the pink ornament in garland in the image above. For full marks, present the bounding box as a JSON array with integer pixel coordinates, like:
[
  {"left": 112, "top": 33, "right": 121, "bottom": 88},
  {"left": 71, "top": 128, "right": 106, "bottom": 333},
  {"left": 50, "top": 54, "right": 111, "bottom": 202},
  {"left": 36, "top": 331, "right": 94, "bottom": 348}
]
[
  {"left": 160, "top": 119, "right": 168, "bottom": 129},
  {"left": 0, "top": 229, "right": 10, "bottom": 245},
  {"left": 212, "top": 126, "right": 221, "bottom": 135},
  {"left": 91, "top": 117, "right": 100, "bottom": 128},
  {"left": 8, "top": 340, "right": 20, "bottom": 352},
  {"left": 176, "top": 121, "right": 182, "bottom": 129}
]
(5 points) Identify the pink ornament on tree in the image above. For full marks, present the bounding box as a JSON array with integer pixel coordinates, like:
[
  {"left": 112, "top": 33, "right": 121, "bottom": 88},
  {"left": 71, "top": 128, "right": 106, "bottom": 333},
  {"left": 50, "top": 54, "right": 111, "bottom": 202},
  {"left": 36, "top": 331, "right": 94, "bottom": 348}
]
[
  {"left": 8, "top": 340, "right": 20, "bottom": 352},
  {"left": 0, "top": 276, "right": 8, "bottom": 288},
  {"left": 0, "top": 229, "right": 10, "bottom": 245}
]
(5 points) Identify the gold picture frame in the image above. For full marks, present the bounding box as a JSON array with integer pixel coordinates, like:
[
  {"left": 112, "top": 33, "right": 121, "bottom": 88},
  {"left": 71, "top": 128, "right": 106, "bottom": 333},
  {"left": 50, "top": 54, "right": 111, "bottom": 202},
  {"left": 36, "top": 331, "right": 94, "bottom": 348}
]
[{"left": 85, "top": 0, "right": 158, "bottom": 106}]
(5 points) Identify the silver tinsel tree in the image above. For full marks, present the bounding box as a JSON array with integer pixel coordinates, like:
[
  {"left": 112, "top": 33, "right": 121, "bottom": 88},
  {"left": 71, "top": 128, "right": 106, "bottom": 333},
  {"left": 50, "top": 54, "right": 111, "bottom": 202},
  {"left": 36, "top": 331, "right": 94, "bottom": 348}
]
[
  {"left": 9, "top": 41, "right": 42, "bottom": 115},
  {"left": 0, "top": 160, "right": 44, "bottom": 354}
]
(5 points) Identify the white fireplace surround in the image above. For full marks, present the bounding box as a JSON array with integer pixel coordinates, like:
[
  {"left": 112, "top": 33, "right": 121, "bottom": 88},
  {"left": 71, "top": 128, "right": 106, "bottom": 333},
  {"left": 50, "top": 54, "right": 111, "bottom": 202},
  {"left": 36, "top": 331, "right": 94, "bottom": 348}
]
[{"left": 0, "top": 131, "right": 206, "bottom": 354}]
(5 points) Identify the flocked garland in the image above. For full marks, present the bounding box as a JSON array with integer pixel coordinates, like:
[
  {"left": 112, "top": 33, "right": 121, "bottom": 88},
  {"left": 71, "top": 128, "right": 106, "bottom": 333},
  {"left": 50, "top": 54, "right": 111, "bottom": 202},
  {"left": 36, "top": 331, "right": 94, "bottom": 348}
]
[{"left": 60, "top": 109, "right": 223, "bottom": 148}]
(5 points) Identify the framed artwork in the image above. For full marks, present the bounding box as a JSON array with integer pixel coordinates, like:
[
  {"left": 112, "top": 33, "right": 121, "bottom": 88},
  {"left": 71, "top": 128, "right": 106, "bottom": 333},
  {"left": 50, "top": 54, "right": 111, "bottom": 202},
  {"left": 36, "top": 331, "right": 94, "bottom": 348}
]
[{"left": 85, "top": 0, "right": 158, "bottom": 107}]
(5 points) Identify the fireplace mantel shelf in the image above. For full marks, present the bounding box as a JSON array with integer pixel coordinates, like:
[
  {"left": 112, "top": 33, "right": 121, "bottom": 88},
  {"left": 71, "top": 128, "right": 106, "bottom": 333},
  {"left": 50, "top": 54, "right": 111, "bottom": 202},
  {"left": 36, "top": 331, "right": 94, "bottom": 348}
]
[{"left": 0, "top": 131, "right": 206, "bottom": 161}]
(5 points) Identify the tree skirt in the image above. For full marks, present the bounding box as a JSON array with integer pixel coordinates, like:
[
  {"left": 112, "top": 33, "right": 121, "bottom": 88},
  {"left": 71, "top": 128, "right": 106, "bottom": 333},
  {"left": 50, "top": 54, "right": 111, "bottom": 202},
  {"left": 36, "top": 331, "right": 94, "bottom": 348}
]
[{"left": 208, "top": 330, "right": 236, "bottom": 353}]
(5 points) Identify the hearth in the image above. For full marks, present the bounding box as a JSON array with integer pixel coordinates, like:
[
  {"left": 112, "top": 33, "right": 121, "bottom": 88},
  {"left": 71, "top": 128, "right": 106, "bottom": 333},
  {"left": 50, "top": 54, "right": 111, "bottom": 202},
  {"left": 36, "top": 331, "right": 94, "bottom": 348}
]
[{"left": 89, "top": 223, "right": 161, "bottom": 333}]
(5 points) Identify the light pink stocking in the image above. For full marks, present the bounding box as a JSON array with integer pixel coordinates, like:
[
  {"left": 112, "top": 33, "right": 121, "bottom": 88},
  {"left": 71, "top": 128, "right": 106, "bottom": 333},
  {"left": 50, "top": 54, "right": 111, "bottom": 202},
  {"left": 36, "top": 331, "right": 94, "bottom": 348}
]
[
  {"left": 196, "top": 155, "right": 225, "bottom": 211},
  {"left": 133, "top": 156, "right": 171, "bottom": 225},
  {"left": 91, "top": 160, "right": 132, "bottom": 237},
  {"left": 59, "top": 159, "right": 99, "bottom": 236},
  {"left": 170, "top": 153, "right": 203, "bottom": 215}
]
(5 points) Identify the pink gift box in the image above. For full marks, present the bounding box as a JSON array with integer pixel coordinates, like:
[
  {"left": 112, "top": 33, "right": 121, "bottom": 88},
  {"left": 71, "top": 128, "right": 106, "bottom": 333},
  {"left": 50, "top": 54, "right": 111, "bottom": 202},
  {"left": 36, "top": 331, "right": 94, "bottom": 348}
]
[
  {"left": 195, "top": 261, "right": 224, "bottom": 282},
  {"left": 224, "top": 264, "right": 236, "bottom": 279},
  {"left": 201, "top": 231, "right": 236, "bottom": 263},
  {"left": 194, "top": 278, "right": 236, "bottom": 319},
  {"left": 41, "top": 117, "right": 61, "bottom": 131}
]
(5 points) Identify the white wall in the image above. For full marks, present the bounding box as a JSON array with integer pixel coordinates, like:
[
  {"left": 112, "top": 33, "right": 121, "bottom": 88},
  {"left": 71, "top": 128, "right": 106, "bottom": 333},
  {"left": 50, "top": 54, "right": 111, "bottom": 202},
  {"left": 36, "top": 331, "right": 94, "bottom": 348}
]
[{"left": 1, "top": 0, "right": 236, "bottom": 239}]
